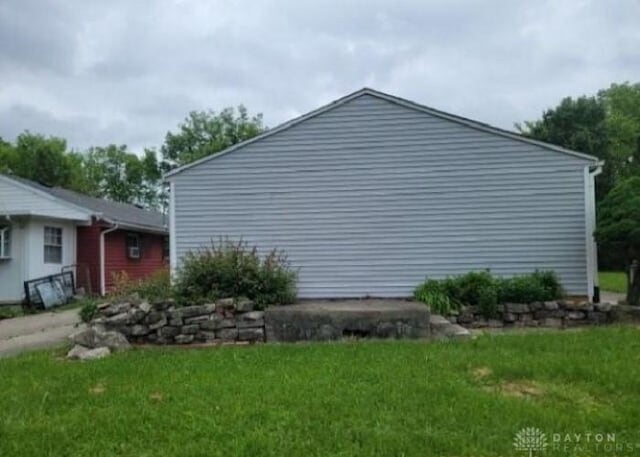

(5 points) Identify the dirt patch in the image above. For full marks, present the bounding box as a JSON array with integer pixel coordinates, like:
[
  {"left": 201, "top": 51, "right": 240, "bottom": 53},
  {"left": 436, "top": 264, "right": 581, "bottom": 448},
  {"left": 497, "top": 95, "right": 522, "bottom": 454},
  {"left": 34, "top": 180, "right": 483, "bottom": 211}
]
[
  {"left": 479, "top": 378, "right": 546, "bottom": 399},
  {"left": 149, "top": 391, "right": 164, "bottom": 402},
  {"left": 499, "top": 380, "right": 545, "bottom": 398},
  {"left": 471, "top": 366, "right": 493, "bottom": 380},
  {"left": 89, "top": 383, "right": 106, "bottom": 395},
  {"left": 480, "top": 377, "right": 603, "bottom": 409},
  {"left": 473, "top": 367, "right": 544, "bottom": 399}
]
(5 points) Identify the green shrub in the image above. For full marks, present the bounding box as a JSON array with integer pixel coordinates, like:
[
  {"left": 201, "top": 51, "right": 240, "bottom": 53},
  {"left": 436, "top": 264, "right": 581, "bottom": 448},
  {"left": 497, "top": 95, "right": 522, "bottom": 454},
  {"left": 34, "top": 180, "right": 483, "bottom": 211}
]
[
  {"left": 414, "top": 270, "right": 564, "bottom": 318},
  {"left": 79, "top": 299, "right": 98, "bottom": 323},
  {"left": 414, "top": 280, "right": 459, "bottom": 315},
  {"left": 109, "top": 269, "right": 172, "bottom": 302},
  {"left": 496, "top": 270, "right": 564, "bottom": 303},
  {"left": 132, "top": 269, "right": 172, "bottom": 301},
  {"left": 174, "top": 238, "right": 297, "bottom": 309},
  {"left": 531, "top": 270, "right": 565, "bottom": 300},
  {"left": 476, "top": 283, "right": 499, "bottom": 318},
  {"left": 497, "top": 275, "right": 544, "bottom": 304},
  {"left": 454, "top": 271, "right": 496, "bottom": 309}
]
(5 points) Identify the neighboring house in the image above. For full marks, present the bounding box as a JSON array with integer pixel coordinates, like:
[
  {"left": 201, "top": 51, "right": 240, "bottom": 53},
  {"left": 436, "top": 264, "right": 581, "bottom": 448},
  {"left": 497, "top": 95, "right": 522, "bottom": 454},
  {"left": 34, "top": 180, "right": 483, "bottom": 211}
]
[
  {"left": 166, "top": 88, "right": 601, "bottom": 300},
  {"left": 0, "top": 174, "right": 168, "bottom": 303}
]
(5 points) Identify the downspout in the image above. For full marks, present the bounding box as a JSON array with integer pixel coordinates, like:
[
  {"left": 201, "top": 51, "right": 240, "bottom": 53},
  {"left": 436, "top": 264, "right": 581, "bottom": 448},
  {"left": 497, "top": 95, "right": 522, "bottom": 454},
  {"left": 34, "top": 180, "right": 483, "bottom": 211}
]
[
  {"left": 585, "top": 162, "right": 603, "bottom": 302},
  {"left": 168, "top": 180, "right": 177, "bottom": 280},
  {"left": 99, "top": 223, "right": 119, "bottom": 296}
]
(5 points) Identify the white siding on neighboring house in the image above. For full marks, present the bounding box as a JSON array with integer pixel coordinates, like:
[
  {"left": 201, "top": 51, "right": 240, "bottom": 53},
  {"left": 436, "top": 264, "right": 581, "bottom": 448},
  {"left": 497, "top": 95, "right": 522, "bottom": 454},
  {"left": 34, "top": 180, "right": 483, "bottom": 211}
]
[
  {"left": 168, "top": 92, "right": 598, "bottom": 298},
  {"left": 0, "top": 220, "right": 25, "bottom": 303},
  {"left": 0, "top": 176, "right": 89, "bottom": 302},
  {"left": 24, "top": 218, "right": 77, "bottom": 280},
  {"left": 0, "top": 217, "right": 78, "bottom": 303}
]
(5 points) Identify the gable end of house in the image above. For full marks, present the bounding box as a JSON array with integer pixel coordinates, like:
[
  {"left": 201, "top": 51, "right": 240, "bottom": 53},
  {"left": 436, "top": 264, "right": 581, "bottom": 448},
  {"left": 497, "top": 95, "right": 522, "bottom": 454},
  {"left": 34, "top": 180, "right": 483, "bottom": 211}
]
[{"left": 164, "top": 88, "right": 598, "bottom": 180}]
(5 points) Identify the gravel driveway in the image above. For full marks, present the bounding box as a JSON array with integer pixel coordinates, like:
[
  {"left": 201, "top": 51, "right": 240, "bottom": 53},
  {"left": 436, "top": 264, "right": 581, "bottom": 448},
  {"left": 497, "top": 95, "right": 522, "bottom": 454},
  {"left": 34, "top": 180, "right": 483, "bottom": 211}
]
[{"left": 0, "top": 309, "right": 84, "bottom": 358}]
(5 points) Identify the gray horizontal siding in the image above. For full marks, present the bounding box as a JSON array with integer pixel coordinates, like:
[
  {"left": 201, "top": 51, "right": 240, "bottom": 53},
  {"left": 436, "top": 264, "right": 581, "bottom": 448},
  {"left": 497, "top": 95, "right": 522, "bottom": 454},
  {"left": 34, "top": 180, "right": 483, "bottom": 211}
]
[{"left": 172, "top": 94, "right": 591, "bottom": 297}]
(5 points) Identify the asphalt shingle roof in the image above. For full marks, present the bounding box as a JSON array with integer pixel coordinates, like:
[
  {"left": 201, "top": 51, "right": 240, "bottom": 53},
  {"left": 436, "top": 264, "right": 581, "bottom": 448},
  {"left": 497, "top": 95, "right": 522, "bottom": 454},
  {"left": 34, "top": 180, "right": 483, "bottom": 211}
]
[{"left": 5, "top": 174, "right": 167, "bottom": 233}]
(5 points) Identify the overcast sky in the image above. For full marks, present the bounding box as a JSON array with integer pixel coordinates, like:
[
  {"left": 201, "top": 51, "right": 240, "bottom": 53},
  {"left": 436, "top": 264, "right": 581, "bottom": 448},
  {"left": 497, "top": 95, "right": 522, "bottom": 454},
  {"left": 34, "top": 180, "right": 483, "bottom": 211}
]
[{"left": 1, "top": 0, "right": 638, "bottom": 153}]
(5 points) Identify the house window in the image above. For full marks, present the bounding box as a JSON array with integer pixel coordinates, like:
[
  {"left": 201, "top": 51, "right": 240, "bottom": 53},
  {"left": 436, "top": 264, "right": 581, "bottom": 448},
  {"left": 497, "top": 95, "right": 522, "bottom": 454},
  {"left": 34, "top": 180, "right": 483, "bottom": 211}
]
[
  {"left": 126, "top": 233, "right": 141, "bottom": 259},
  {"left": 0, "top": 226, "right": 10, "bottom": 259},
  {"left": 44, "top": 226, "right": 63, "bottom": 264}
]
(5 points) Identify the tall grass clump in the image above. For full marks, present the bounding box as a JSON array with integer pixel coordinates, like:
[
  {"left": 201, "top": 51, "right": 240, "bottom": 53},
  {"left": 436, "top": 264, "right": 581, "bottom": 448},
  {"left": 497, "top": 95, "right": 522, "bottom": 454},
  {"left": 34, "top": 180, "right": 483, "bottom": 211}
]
[{"left": 414, "top": 270, "right": 564, "bottom": 317}]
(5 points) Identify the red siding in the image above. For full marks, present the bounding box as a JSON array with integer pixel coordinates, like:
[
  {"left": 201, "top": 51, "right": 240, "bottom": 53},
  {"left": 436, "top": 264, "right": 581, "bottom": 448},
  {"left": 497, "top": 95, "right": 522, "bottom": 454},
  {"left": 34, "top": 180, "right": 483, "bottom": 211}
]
[
  {"left": 77, "top": 220, "right": 168, "bottom": 295},
  {"left": 76, "top": 221, "right": 102, "bottom": 295},
  {"left": 104, "top": 229, "right": 167, "bottom": 291}
]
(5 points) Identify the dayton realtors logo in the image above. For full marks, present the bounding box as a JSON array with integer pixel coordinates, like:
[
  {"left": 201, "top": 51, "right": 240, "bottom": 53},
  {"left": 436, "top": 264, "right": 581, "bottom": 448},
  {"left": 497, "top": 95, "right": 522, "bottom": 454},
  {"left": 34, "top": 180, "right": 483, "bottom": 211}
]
[
  {"left": 513, "top": 427, "right": 548, "bottom": 457},
  {"left": 513, "top": 428, "right": 640, "bottom": 454}
]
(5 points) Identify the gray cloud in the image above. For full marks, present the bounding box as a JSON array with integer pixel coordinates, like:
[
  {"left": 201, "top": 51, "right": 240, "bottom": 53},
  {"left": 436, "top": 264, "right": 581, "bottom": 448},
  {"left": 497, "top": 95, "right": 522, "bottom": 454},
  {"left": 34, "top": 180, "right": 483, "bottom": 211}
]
[{"left": 0, "top": 0, "right": 638, "bottom": 153}]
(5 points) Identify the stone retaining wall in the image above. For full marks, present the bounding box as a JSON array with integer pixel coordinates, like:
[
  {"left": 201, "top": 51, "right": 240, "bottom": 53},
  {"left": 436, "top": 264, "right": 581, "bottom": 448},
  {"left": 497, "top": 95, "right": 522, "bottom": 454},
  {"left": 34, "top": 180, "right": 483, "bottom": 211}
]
[
  {"left": 87, "top": 297, "right": 640, "bottom": 350},
  {"left": 446, "top": 300, "right": 639, "bottom": 329},
  {"left": 93, "top": 297, "right": 265, "bottom": 344}
]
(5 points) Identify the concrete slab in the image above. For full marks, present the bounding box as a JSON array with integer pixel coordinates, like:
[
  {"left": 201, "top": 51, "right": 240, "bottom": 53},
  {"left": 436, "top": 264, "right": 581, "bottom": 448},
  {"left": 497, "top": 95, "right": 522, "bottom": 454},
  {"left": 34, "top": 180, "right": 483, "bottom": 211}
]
[
  {"left": 0, "top": 309, "right": 83, "bottom": 357},
  {"left": 429, "top": 314, "right": 471, "bottom": 340},
  {"left": 265, "top": 299, "right": 430, "bottom": 342},
  {"left": 601, "top": 291, "right": 625, "bottom": 304}
]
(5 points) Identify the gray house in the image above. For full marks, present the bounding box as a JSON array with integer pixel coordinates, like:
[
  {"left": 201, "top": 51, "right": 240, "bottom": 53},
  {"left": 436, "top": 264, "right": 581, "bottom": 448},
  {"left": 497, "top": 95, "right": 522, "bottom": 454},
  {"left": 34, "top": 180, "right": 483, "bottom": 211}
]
[{"left": 166, "top": 88, "right": 601, "bottom": 299}]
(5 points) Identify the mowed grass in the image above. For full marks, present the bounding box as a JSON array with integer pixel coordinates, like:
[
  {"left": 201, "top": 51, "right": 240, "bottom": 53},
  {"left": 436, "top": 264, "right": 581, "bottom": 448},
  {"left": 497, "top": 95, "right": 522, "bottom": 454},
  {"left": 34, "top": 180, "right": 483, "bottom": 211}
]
[
  {"left": 599, "top": 271, "right": 627, "bottom": 293},
  {"left": 1, "top": 328, "right": 639, "bottom": 457}
]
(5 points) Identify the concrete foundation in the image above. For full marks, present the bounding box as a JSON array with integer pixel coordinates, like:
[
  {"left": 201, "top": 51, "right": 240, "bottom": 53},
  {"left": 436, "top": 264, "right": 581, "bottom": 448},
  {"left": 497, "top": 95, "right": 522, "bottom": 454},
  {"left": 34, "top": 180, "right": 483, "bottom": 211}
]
[{"left": 264, "top": 299, "right": 430, "bottom": 342}]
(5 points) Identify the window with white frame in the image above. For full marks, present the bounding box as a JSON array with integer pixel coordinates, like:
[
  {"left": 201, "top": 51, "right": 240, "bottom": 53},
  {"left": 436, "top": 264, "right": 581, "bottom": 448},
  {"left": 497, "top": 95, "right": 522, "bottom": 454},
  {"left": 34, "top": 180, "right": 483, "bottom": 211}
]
[
  {"left": 44, "top": 226, "right": 63, "bottom": 264},
  {"left": 0, "top": 226, "right": 10, "bottom": 259}
]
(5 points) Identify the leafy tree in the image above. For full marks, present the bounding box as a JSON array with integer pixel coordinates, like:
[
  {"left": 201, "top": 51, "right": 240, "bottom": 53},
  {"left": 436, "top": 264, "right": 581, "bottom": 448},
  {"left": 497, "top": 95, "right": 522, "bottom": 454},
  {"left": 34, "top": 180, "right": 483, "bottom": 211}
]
[
  {"left": 161, "top": 106, "right": 265, "bottom": 170},
  {"left": 65, "top": 151, "right": 99, "bottom": 195},
  {"left": 9, "top": 132, "right": 85, "bottom": 188},
  {"left": 0, "top": 137, "right": 15, "bottom": 173},
  {"left": 595, "top": 177, "right": 640, "bottom": 305},
  {"left": 0, "top": 133, "right": 94, "bottom": 193},
  {"left": 516, "top": 96, "right": 613, "bottom": 199},
  {"left": 84, "top": 145, "right": 162, "bottom": 209},
  {"left": 599, "top": 82, "right": 640, "bottom": 178},
  {"left": 0, "top": 132, "right": 162, "bottom": 209}
]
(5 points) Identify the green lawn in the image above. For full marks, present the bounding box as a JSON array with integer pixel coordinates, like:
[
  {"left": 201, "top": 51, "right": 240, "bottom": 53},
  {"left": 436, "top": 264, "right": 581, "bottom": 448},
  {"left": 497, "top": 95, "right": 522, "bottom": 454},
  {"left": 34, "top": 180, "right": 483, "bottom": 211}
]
[
  {"left": 1, "top": 328, "right": 639, "bottom": 456},
  {"left": 599, "top": 271, "right": 627, "bottom": 293}
]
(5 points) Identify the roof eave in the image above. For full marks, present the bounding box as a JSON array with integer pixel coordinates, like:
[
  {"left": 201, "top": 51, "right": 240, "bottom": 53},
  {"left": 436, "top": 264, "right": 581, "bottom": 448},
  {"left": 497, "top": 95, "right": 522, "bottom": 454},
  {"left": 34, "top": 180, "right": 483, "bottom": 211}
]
[{"left": 99, "top": 217, "right": 168, "bottom": 235}]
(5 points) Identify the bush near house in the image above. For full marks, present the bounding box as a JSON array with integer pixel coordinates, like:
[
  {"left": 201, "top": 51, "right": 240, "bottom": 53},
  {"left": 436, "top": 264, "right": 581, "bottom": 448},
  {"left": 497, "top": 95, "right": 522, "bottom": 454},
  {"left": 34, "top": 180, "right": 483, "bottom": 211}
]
[
  {"left": 414, "top": 270, "right": 564, "bottom": 317},
  {"left": 110, "top": 269, "right": 172, "bottom": 302},
  {"left": 78, "top": 298, "right": 99, "bottom": 323},
  {"left": 173, "top": 239, "right": 297, "bottom": 309},
  {"left": 103, "top": 241, "right": 297, "bottom": 310}
]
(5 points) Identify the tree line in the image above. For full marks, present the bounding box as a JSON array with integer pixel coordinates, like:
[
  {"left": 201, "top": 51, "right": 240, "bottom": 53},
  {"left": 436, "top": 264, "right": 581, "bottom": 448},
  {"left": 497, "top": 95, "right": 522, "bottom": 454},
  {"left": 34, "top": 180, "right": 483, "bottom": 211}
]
[{"left": 0, "top": 106, "right": 264, "bottom": 210}]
